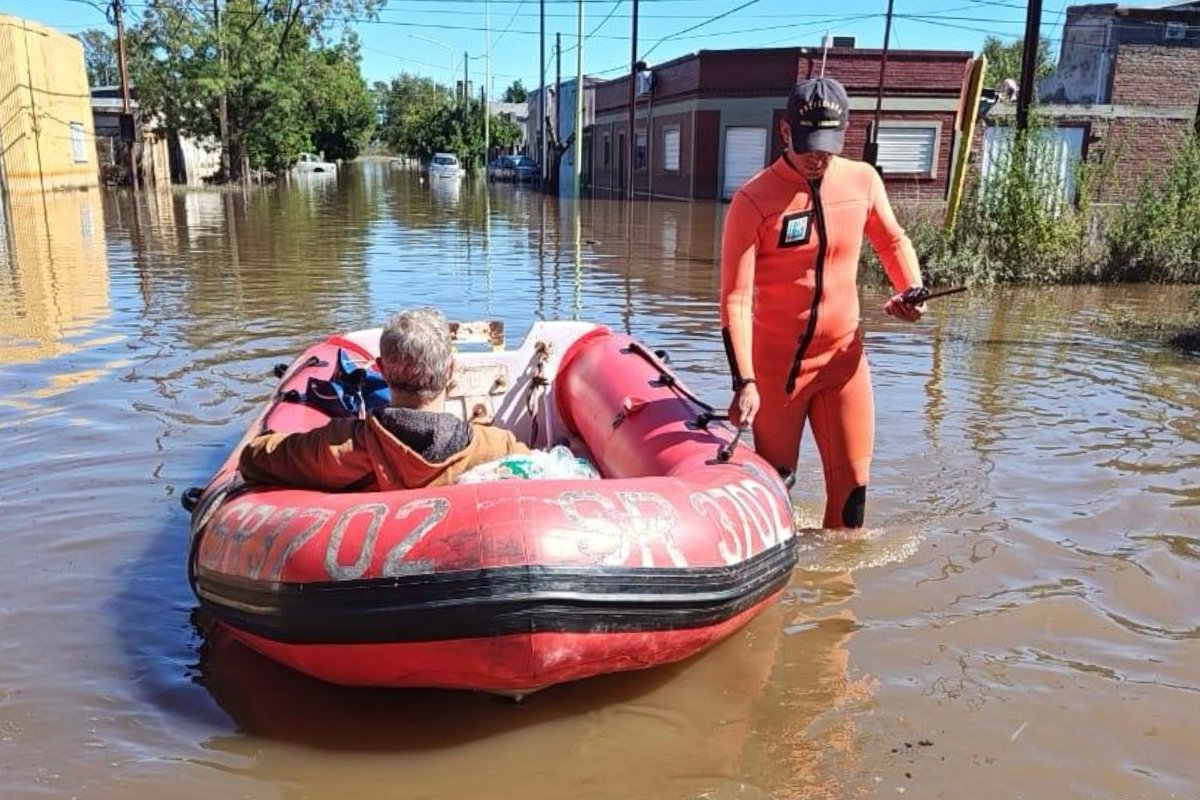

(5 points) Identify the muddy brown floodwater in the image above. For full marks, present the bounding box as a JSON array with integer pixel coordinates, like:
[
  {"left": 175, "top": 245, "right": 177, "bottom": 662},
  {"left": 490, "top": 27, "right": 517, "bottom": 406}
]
[{"left": 1, "top": 162, "right": 1198, "bottom": 799}]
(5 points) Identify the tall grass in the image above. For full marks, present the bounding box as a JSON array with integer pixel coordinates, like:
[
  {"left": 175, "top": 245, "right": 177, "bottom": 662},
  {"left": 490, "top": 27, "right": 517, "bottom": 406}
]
[{"left": 1104, "top": 135, "right": 1200, "bottom": 283}]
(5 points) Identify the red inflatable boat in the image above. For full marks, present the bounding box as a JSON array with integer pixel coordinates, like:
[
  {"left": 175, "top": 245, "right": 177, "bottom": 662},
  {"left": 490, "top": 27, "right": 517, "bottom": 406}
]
[{"left": 184, "top": 321, "right": 798, "bottom": 695}]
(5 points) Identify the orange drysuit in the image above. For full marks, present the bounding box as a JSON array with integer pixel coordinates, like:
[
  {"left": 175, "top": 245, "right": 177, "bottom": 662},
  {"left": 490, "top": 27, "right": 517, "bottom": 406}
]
[{"left": 720, "top": 155, "right": 922, "bottom": 528}]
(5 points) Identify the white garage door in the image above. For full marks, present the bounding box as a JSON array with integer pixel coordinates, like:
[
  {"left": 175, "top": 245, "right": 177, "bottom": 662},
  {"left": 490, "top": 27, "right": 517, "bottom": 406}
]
[{"left": 722, "top": 127, "right": 767, "bottom": 200}]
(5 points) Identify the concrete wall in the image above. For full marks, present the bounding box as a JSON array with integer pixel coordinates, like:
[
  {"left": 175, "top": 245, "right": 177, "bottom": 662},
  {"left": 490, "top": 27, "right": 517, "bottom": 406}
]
[
  {"left": 0, "top": 15, "right": 98, "bottom": 192},
  {"left": 1041, "top": 11, "right": 1116, "bottom": 104},
  {"left": 1042, "top": 6, "right": 1200, "bottom": 104},
  {"left": 557, "top": 79, "right": 597, "bottom": 195},
  {"left": 176, "top": 134, "right": 221, "bottom": 186}
]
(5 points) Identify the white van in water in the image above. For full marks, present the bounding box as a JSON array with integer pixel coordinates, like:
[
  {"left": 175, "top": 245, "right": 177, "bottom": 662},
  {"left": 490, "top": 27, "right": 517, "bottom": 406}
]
[{"left": 428, "top": 152, "right": 463, "bottom": 180}]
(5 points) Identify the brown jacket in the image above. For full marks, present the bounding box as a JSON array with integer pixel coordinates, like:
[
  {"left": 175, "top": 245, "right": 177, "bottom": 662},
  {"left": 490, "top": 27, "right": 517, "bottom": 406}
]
[{"left": 238, "top": 407, "right": 528, "bottom": 492}]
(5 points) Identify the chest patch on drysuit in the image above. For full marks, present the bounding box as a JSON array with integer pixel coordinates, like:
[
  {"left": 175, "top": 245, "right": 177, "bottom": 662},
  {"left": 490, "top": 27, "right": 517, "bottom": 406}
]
[{"left": 778, "top": 210, "right": 813, "bottom": 248}]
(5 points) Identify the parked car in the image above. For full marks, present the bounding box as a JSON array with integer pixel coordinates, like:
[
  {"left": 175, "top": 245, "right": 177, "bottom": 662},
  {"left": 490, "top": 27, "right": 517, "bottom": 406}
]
[
  {"left": 511, "top": 156, "right": 540, "bottom": 183},
  {"left": 488, "top": 156, "right": 515, "bottom": 182},
  {"left": 428, "top": 152, "right": 463, "bottom": 180}
]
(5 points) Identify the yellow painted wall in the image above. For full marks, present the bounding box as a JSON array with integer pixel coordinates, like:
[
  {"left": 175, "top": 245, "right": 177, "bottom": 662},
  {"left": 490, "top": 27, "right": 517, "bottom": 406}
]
[{"left": 0, "top": 15, "right": 99, "bottom": 192}]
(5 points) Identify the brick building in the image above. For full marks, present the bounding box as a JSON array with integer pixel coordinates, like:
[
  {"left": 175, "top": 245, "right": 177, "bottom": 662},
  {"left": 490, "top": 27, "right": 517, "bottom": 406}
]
[
  {"left": 1017, "top": 2, "right": 1200, "bottom": 201},
  {"left": 585, "top": 45, "right": 974, "bottom": 202}
]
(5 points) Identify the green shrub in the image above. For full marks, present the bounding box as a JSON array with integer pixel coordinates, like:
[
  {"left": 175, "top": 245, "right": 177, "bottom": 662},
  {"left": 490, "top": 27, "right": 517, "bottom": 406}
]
[
  {"left": 1105, "top": 135, "right": 1200, "bottom": 283},
  {"left": 866, "top": 117, "right": 1097, "bottom": 287},
  {"left": 954, "top": 120, "right": 1096, "bottom": 284},
  {"left": 866, "top": 119, "right": 1200, "bottom": 289}
]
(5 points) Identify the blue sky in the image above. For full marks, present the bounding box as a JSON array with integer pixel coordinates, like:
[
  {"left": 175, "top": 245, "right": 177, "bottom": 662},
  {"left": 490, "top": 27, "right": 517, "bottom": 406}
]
[{"left": 6, "top": 0, "right": 1130, "bottom": 93}]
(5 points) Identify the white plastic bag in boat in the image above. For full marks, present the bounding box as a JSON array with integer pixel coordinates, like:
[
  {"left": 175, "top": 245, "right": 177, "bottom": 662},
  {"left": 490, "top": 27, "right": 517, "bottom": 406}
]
[{"left": 457, "top": 445, "right": 601, "bottom": 484}]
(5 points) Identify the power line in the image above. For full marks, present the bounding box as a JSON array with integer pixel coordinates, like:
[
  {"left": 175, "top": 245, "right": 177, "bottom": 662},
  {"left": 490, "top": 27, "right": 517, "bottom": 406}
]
[
  {"left": 365, "top": 44, "right": 525, "bottom": 79},
  {"left": 51, "top": 0, "right": 110, "bottom": 12},
  {"left": 641, "top": 0, "right": 766, "bottom": 60},
  {"left": 488, "top": 0, "right": 530, "bottom": 55},
  {"left": 587, "top": 0, "right": 625, "bottom": 39},
  {"left": 587, "top": 11, "right": 871, "bottom": 76}
]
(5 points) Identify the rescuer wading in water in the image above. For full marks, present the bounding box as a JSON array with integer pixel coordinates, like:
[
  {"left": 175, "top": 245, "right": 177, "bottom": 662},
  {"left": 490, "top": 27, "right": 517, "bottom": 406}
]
[{"left": 719, "top": 77, "right": 926, "bottom": 529}]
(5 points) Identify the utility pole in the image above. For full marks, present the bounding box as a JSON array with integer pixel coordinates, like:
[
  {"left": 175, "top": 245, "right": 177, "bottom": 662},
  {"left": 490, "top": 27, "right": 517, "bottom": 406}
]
[
  {"left": 627, "top": 0, "right": 639, "bottom": 201},
  {"left": 213, "top": 0, "right": 230, "bottom": 181},
  {"left": 573, "top": 0, "right": 583, "bottom": 199},
  {"left": 1016, "top": 0, "right": 1043, "bottom": 131},
  {"left": 112, "top": 0, "right": 138, "bottom": 191},
  {"left": 484, "top": 0, "right": 490, "bottom": 169},
  {"left": 464, "top": 51, "right": 470, "bottom": 162},
  {"left": 866, "top": 0, "right": 894, "bottom": 169},
  {"left": 555, "top": 32, "right": 561, "bottom": 156},
  {"left": 539, "top": 0, "right": 546, "bottom": 178}
]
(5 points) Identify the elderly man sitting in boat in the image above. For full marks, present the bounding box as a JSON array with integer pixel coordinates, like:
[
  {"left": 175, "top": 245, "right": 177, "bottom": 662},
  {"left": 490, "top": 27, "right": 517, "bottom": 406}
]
[{"left": 239, "top": 307, "right": 528, "bottom": 491}]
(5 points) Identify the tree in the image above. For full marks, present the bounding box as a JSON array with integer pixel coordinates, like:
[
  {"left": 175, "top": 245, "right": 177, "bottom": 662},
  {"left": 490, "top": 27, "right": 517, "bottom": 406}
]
[
  {"left": 502, "top": 79, "right": 528, "bottom": 104},
  {"left": 375, "top": 74, "right": 528, "bottom": 166},
  {"left": 129, "top": 0, "right": 382, "bottom": 181},
  {"left": 309, "top": 37, "right": 376, "bottom": 161},
  {"left": 982, "top": 36, "right": 1055, "bottom": 90},
  {"left": 490, "top": 115, "right": 523, "bottom": 152},
  {"left": 75, "top": 28, "right": 118, "bottom": 87},
  {"left": 376, "top": 73, "right": 453, "bottom": 158}
]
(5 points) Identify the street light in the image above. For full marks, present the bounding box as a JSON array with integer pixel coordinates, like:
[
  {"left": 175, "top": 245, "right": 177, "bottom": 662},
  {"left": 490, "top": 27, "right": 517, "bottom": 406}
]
[{"left": 409, "top": 34, "right": 456, "bottom": 99}]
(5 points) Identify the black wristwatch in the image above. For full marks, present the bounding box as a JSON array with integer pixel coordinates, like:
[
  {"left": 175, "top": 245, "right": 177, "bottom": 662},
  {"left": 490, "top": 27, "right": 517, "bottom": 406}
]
[{"left": 733, "top": 377, "right": 757, "bottom": 390}]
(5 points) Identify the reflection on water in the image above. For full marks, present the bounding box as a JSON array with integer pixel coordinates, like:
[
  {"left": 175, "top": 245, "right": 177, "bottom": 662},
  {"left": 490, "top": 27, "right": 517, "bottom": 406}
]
[
  {"left": 0, "top": 189, "right": 109, "bottom": 364},
  {"left": 1, "top": 162, "right": 1199, "bottom": 799}
]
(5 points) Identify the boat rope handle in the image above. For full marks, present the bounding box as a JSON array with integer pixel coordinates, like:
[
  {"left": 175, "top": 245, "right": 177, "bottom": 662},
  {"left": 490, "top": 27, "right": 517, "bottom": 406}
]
[
  {"left": 716, "top": 425, "right": 748, "bottom": 463},
  {"left": 185, "top": 476, "right": 251, "bottom": 600},
  {"left": 259, "top": 355, "right": 327, "bottom": 434},
  {"left": 620, "top": 341, "right": 715, "bottom": 413}
]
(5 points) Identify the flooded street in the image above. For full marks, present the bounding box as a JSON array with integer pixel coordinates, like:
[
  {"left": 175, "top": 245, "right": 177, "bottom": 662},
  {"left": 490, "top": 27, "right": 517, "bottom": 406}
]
[{"left": 1, "top": 161, "right": 1198, "bottom": 799}]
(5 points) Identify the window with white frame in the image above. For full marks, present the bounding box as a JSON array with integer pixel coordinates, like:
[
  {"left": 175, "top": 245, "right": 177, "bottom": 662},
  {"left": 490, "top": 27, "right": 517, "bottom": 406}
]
[
  {"left": 634, "top": 130, "right": 647, "bottom": 170},
  {"left": 70, "top": 122, "right": 87, "bottom": 163},
  {"left": 663, "top": 126, "right": 680, "bottom": 172},
  {"left": 875, "top": 124, "right": 939, "bottom": 176}
]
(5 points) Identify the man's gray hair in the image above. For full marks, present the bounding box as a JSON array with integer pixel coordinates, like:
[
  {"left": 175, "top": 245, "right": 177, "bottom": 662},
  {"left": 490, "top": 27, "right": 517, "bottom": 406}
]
[{"left": 378, "top": 307, "right": 453, "bottom": 401}]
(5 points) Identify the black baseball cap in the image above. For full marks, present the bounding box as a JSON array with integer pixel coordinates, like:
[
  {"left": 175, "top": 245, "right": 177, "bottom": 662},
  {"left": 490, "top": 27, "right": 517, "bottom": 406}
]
[{"left": 786, "top": 77, "right": 850, "bottom": 154}]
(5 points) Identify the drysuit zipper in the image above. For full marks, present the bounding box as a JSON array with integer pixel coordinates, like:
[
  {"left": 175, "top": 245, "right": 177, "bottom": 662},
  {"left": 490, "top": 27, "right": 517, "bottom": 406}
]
[{"left": 784, "top": 176, "right": 827, "bottom": 395}]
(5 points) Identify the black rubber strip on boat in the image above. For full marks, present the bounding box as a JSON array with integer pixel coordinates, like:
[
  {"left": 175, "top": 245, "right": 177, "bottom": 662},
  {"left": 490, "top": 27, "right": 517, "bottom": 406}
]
[{"left": 195, "top": 539, "right": 799, "bottom": 645}]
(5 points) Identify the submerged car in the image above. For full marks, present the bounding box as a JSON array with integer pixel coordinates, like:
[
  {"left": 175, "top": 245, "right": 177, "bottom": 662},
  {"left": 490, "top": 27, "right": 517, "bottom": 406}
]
[
  {"left": 294, "top": 152, "right": 337, "bottom": 175},
  {"left": 428, "top": 153, "right": 463, "bottom": 180}
]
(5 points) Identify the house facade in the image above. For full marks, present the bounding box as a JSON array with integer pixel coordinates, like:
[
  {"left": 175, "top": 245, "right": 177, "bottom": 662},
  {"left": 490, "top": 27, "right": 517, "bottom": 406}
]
[
  {"left": 488, "top": 101, "right": 529, "bottom": 154},
  {"left": 586, "top": 45, "right": 974, "bottom": 202},
  {"left": 527, "top": 78, "right": 600, "bottom": 188},
  {"left": 91, "top": 87, "right": 221, "bottom": 187},
  {"left": 1028, "top": 2, "right": 1200, "bottom": 201},
  {"left": 0, "top": 15, "right": 98, "bottom": 194}
]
